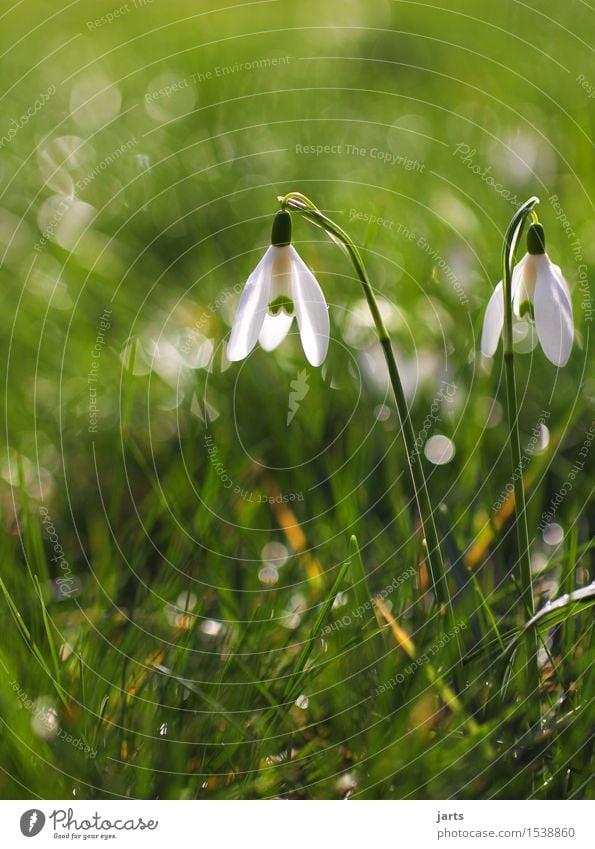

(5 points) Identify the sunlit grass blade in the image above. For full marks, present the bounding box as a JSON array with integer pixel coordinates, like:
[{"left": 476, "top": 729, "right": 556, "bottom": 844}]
[
  {"left": 373, "top": 596, "right": 484, "bottom": 741},
  {"left": 0, "top": 576, "right": 68, "bottom": 707},
  {"left": 506, "top": 583, "right": 595, "bottom": 654},
  {"left": 283, "top": 556, "right": 352, "bottom": 705},
  {"left": 32, "top": 574, "right": 62, "bottom": 691}
]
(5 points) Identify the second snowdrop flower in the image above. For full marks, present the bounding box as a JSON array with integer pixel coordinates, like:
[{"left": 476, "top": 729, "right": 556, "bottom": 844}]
[
  {"left": 227, "top": 211, "right": 329, "bottom": 366},
  {"left": 481, "top": 222, "right": 574, "bottom": 366}
]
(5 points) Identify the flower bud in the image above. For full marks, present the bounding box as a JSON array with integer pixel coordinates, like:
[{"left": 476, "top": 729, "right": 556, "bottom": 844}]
[
  {"left": 527, "top": 222, "right": 546, "bottom": 255},
  {"left": 271, "top": 210, "right": 292, "bottom": 246}
]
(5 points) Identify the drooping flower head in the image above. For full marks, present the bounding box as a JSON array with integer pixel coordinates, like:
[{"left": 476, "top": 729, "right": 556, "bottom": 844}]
[
  {"left": 481, "top": 222, "right": 574, "bottom": 366},
  {"left": 226, "top": 211, "right": 330, "bottom": 366}
]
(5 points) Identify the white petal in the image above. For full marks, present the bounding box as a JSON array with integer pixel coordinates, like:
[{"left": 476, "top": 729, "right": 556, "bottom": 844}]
[
  {"left": 226, "top": 248, "right": 272, "bottom": 361},
  {"left": 482, "top": 253, "right": 531, "bottom": 355},
  {"left": 259, "top": 311, "right": 294, "bottom": 351},
  {"left": 267, "top": 245, "right": 293, "bottom": 301},
  {"left": 534, "top": 260, "right": 574, "bottom": 367},
  {"left": 550, "top": 261, "right": 572, "bottom": 303},
  {"left": 511, "top": 253, "right": 534, "bottom": 315},
  {"left": 512, "top": 253, "right": 529, "bottom": 291},
  {"left": 289, "top": 246, "right": 329, "bottom": 367},
  {"left": 481, "top": 281, "right": 504, "bottom": 357}
]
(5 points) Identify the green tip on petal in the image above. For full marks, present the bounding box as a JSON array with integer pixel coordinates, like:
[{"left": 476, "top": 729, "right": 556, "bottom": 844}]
[
  {"left": 268, "top": 295, "right": 294, "bottom": 315},
  {"left": 271, "top": 210, "right": 292, "bottom": 247},
  {"left": 519, "top": 300, "right": 535, "bottom": 320},
  {"left": 527, "top": 222, "right": 546, "bottom": 255}
]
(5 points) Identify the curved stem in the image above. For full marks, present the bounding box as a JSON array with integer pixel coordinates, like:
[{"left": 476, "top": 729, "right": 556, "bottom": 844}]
[
  {"left": 280, "top": 192, "right": 463, "bottom": 686},
  {"left": 501, "top": 196, "right": 540, "bottom": 700}
]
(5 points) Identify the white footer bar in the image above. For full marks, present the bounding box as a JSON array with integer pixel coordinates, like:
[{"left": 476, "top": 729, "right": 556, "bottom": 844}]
[{"left": 0, "top": 799, "right": 591, "bottom": 848}]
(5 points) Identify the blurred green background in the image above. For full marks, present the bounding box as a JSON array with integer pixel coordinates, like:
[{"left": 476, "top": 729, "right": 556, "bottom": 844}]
[{"left": 0, "top": 0, "right": 593, "bottom": 800}]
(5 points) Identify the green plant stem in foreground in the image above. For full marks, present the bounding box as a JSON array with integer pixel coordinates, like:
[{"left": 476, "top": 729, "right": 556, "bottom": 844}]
[
  {"left": 501, "top": 197, "right": 540, "bottom": 701},
  {"left": 280, "top": 192, "right": 463, "bottom": 686}
]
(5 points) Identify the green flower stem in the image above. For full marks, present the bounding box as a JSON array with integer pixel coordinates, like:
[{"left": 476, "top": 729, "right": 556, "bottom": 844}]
[
  {"left": 280, "top": 192, "right": 462, "bottom": 685},
  {"left": 501, "top": 196, "right": 540, "bottom": 699}
]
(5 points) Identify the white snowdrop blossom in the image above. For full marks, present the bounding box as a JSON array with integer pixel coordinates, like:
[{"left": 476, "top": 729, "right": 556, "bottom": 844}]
[
  {"left": 226, "top": 211, "right": 330, "bottom": 366},
  {"left": 481, "top": 223, "right": 573, "bottom": 367}
]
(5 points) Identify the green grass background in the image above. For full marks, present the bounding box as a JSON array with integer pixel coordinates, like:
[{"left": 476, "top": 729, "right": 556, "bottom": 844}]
[{"left": 0, "top": 0, "right": 593, "bottom": 799}]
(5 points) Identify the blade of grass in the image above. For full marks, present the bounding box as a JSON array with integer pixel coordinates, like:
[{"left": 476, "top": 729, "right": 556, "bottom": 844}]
[
  {"left": 502, "top": 583, "right": 595, "bottom": 663},
  {"left": 373, "top": 596, "right": 484, "bottom": 741},
  {"left": 283, "top": 556, "right": 352, "bottom": 705},
  {"left": 0, "top": 576, "right": 68, "bottom": 707},
  {"left": 561, "top": 524, "right": 579, "bottom": 656},
  {"left": 32, "top": 575, "right": 62, "bottom": 689},
  {"left": 150, "top": 661, "right": 249, "bottom": 742},
  {"left": 348, "top": 534, "right": 382, "bottom": 682}
]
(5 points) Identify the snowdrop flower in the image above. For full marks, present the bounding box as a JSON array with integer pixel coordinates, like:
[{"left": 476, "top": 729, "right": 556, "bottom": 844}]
[
  {"left": 481, "top": 223, "right": 573, "bottom": 366},
  {"left": 227, "top": 211, "right": 329, "bottom": 366}
]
